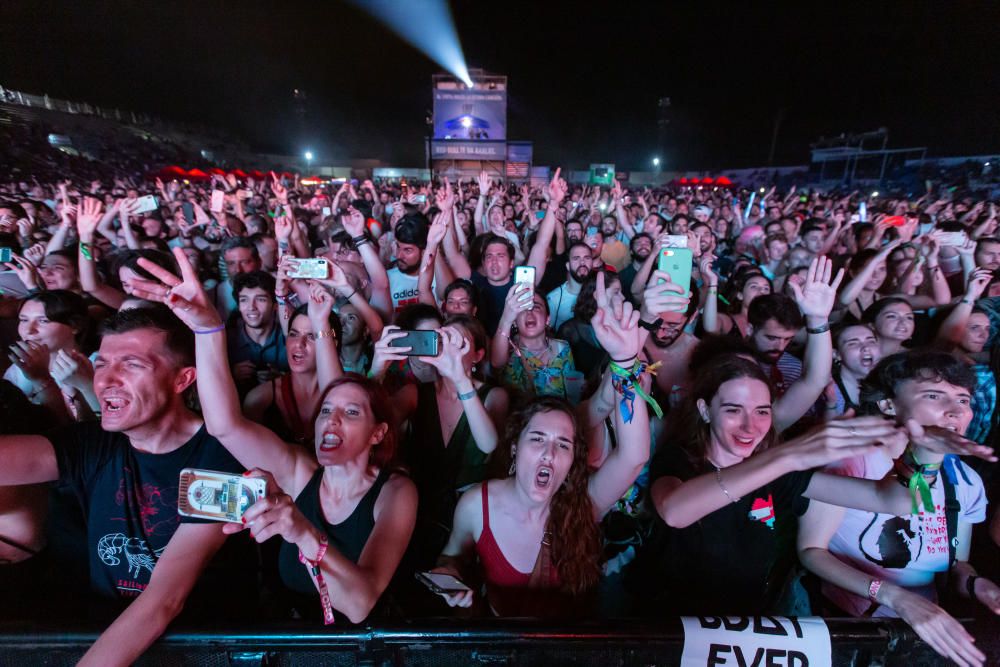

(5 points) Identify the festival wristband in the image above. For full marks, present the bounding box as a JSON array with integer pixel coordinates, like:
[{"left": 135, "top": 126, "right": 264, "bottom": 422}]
[
  {"left": 806, "top": 322, "right": 831, "bottom": 335},
  {"left": 299, "top": 534, "right": 334, "bottom": 625},
  {"left": 608, "top": 360, "right": 663, "bottom": 422},
  {"left": 79, "top": 242, "right": 93, "bottom": 261}
]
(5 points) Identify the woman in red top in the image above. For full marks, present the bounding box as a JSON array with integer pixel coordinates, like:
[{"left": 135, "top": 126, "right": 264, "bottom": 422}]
[{"left": 431, "top": 273, "right": 652, "bottom": 615}]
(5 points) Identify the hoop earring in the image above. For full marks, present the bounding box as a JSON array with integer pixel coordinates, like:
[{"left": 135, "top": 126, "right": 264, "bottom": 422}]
[{"left": 508, "top": 447, "right": 517, "bottom": 476}]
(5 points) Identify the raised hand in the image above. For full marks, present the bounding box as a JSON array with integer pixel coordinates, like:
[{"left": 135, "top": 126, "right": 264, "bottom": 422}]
[
  {"left": 130, "top": 247, "right": 222, "bottom": 331},
  {"left": 592, "top": 272, "right": 641, "bottom": 361},
  {"left": 640, "top": 271, "right": 690, "bottom": 321},
  {"left": 23, "top": 243, "right": 46, "bottom": 267},
  {"left": 418, "top": 325, "right": 470, "bottom": 383},
  {"left": 3, "top": 252, "right": 41, "bottom": 290},
  {"left": 274, "top": 214, "right": 294, "bottom": 245},
  {"left": 75, "top": 197, "right": 104, "bottom": 241},
  {"left": 477, "top": 170, "right": 490, "bottom": 195},
  {"left": 51, "top": 348, "right": 94, "bottom": 392},
  {"left": 788, "top": 255, "right": 844, "bottom": 320},
  {"left": 8, "top": 340, "right": 52, "bottom": 384},
  {"left": 270, "top": 172, "right": 288, "bottom": 204},
  {"left": 435, "top": 176, "right": 456, "bottom": 211},
  {"left": 499, "top": 283, "right": 533, "bottom": 331},
  {"left": 306, "top": 281, "right": 335, "bottom": 329},
  {"left": 370, "top": 326, "right": 412, "bottom": 377},
  {"left": 426, "top": 212, "right": 449, "bottom": 250},
  {"left": 965, "top": 267, "right": 992, "bottom": 301},
  {"left": 547, "top": 167, "right": 567, "bottom": 205},
  {"left": 342, "top": 206, "right": 366, "bottom": 238}
]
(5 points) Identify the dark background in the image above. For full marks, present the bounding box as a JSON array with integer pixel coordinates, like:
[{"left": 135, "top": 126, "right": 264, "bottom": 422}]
[{"left": 2, "top": 1, "right": 998, "bottom": 170}]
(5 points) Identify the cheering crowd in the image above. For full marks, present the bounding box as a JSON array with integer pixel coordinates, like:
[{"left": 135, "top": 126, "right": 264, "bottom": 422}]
[{"left": 1, "top": 165, "right": 1000, "bottom": 666}]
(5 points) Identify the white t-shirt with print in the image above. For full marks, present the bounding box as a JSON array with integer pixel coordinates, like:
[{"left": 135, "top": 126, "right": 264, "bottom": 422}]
[{"left": 823, "top": 450, "right": 986, "bottom": 617}]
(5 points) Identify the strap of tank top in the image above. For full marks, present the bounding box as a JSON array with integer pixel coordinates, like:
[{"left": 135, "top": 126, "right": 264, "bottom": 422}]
[{"left": 480, "top": 481, "right": 491, "bottom": 532}]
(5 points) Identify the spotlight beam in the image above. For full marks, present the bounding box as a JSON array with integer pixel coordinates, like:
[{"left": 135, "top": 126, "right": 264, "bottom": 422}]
[{"left": 350, "top": 0, "right": 472, "bottom": 87}]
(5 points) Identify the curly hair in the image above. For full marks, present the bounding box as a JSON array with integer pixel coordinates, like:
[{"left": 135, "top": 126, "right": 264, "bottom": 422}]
[{"left": 499, "top": 397, "right": 602, "bottom": 594}]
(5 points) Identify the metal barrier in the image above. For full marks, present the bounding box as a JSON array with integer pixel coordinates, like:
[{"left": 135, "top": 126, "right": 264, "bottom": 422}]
[{"left": 0, "top": 617, "right": 996, "bottom": 666}]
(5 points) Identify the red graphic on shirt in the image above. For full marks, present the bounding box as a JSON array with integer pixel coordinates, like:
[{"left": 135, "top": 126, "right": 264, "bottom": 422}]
[
  {"left": 748, "top": 495, "right": 776, "bottom": 529},
  {"left": 113, "top": 471, "right": 179, "bottom": 536}
]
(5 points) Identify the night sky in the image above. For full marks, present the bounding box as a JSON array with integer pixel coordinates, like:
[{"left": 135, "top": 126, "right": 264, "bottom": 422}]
[{"left": 3, "top": 1, "right": 998, "bottom": 170}]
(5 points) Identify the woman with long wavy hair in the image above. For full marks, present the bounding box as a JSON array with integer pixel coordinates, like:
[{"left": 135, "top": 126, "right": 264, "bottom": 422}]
[{"left": 431, "top": 273, "right": 651, "bottom": 616}]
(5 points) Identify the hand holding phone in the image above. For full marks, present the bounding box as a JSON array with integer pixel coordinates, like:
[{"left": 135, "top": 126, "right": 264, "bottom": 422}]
[
  {"left": 178, "top": 469, "right": 266, "bottom": 523},
  {"left": 287, "top": 258, "right": 330, "bottom": 280},
  {"left": 134, "top": 195, "right": 159, "bottom": 215},
  {"left": 656, "top": 247, "right": 693, "bottom": 311},
  {"left": 416, "top": 571, "right": 474, "bottom": 608},
  {"left": 388, "top": 330, "right": 440, "bottom": 356}
]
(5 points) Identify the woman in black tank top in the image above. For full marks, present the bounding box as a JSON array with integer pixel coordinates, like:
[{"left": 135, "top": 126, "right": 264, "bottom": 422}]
[{"left": 157, "top": 264, "right": 417, "bottom": 625}]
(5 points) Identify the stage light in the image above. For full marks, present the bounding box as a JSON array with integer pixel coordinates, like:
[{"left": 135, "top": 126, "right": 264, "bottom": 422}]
[
  {"left": 986, "top": 162, "right": 992, "bottom": 167},
  {"left": 652, "top": 157, "right": 660, "bottom": 167},
  {"left": 760, "top": 187, "right": 766, "bottom": 193},
  {"left": 872, "top": 191, "right": 879, "bottom": 197},
  {"left": 304, "top": 151, "right": 314, "bottom": 162},
  {"left": 350, "top": 0, "right": 472, "bottom": 88},
  {"left": 460, "top": 116, "right": 473, "bottom": 128}
]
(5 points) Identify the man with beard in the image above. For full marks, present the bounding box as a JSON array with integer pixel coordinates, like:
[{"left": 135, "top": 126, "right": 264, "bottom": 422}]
[
  {"left": 619, "top": 233, "right": 653, "bottom": 300},
  {"left": 637, "top": 272, "right": 699, "bottom": 408},
  {"left": 745, "top": 257, "right": 839, "bottom": 426},
  {"left": 545, "top": 242, "right": 593, "bottom": 330},
  {"left": 227, "top": 270, "right": 287, "bottom": 393},
  {"left": 0, "top": 305, "right": 245, "bottom": 665},
  {"left": 386, "top": 214, "right": 428, "bottom": 314}
]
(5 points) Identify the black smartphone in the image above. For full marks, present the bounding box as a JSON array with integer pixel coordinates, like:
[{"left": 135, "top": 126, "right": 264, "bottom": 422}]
[
  {"left": 389, "top": 330, "right": 440, "bottom": 356},
  {"left": 415, "top": 571, "right": 471, "bottom": 595}
]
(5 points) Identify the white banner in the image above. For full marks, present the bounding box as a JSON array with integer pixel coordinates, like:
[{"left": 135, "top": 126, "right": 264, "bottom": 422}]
[{"left": 680, "top": 616, "right": 832, "bottom": 667}]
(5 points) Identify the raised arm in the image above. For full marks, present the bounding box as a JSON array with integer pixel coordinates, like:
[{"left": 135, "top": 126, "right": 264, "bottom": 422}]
[
  {"left": 304, "top": 282, "right": 343, "bottom": 390},
  {"left": 76, "top": 198, "right": 126, "bottom": 309},
  {"left": 773, "top": 256, "right": 842, "bottom": 432},
  {"left": 490, "top": 284, "right": 532, "bottom": 371},
  {"left": 474, "top": 171, "right": 490, "bottom": 236},
  {"left": 587, "top": 273, "right": 653, "bottom": 516},
  {"left": 938, "top": 269, "right": 991, "bottom": 346},
  {"left": 612, "top": 180, "right": 636, "bottom": 240},
  {"left": 341, "top": 206, "right": 392, "bottom": 322},
  {"left": 838, "top": 240, "right": 899, "bottom": 306},
  {"left": 525, "top": 168, "right": 567, "bottom": 284},
  {"left": 130, "top": 248, "right": 306, "bottom": 487}
]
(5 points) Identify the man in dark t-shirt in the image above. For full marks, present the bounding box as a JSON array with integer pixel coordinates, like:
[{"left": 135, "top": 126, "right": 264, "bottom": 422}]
[{"left": 0, "top": 306, "right": 244, "bottom": 665}]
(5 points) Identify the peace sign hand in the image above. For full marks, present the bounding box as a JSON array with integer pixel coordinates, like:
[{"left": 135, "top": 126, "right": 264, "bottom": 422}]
[{"left": 130, "top": 247, "right": 222, "bottom": 331}]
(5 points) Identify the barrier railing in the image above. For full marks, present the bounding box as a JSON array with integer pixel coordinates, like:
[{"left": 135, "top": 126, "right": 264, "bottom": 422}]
[{"left": 0, "top": 616, "right": 996, "bottom": 666}]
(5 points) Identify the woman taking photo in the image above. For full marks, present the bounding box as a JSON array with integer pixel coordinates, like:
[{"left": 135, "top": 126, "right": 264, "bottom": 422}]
[
  {"left": 492, "top": 284, "right": 577, "bottom": 398},
  {"left": 133, "top": 248, "right": 416, "bottom": 625},
  {"left": 433, "top": 274, "right": 652, "bottom": 616},
  {"left": 375, "top": 315, "right": 508, "bottom": 568}
]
